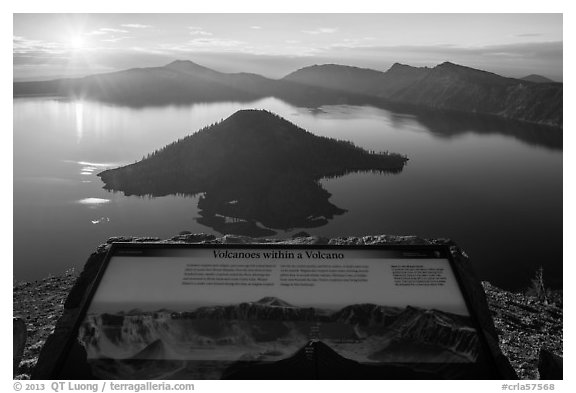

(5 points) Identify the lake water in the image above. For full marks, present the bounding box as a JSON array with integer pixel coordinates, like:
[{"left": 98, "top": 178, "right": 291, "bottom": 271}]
[{"left": 13, "top": 97, "right": 562, "bottom": 290}]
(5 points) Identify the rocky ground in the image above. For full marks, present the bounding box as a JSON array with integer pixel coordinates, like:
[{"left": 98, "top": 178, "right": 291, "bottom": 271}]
[
  {"left": 13, "top": 269, "right": 78, "bottom": 379},
  {"left": 482, "top": 282, "right": 563, "bottom": 379},
  {"left": 13, "top": 270, "right": 562, "bottom": 380}
]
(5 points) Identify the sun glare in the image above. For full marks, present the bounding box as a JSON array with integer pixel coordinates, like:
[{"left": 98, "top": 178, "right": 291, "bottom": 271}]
[{"left": 69, "top": 36, "right": 85, "bottom": 50}]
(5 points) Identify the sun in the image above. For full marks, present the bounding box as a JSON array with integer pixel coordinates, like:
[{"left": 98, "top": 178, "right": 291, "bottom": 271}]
[{"left": 69, "top": 36, "right": 85, "bottom": 50}]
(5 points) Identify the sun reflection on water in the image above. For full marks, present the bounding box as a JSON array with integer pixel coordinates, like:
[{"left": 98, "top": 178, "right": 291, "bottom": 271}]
[
  {"left": 77, "top": 198, "right": 110, "bottom": 205},
  {"left": 75, "top": 100, "right": 84, "bottom": 143}
]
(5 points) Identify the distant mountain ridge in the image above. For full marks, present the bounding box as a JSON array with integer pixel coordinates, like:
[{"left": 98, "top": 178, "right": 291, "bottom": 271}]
[
  {"left": 521, "top": 74, "right": 555, "bottom": 83},
  {"left": 14, "top": 59, "right": 562, "bottom": 127},
  {"left": 388, "top": 62, "right": 562, "bottom": 127},
  {"left": 13, "top": 60, "right": 279, "bottom": 105},
  {"left": 282, "top": 62, "right": 431, "bottom": 98},
  {"left": 286, "top": 61, "right": 561, "bottom": 127}
]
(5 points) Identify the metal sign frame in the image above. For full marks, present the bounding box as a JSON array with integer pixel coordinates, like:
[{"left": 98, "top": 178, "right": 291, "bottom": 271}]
[{"left": 50, "top": 242, "right": 509, "bottom": 379}]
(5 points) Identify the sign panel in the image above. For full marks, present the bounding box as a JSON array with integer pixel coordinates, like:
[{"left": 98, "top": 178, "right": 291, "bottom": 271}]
[{"left": 56, "top": 244, "right": 501, "bottom": 379}]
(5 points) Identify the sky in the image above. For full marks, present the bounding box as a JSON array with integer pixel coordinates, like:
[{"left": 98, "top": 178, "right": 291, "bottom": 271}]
[{"left": 13, "top": 13, "right": 563, "bottom": 81}]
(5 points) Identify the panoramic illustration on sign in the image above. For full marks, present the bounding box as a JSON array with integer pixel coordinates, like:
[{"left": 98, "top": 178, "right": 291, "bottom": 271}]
[{"left": 67, "top": 248, "right": 493, "bottom": 379}]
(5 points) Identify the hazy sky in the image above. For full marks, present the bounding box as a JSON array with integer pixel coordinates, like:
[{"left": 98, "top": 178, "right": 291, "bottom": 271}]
[{"left": 13, "top": 13, "right": 563, "bottom": 81}]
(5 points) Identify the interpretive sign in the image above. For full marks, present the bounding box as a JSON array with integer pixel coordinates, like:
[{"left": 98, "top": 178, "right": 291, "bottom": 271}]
[{"left": 53, "top": 243, "right": 506, "bottom": 379}]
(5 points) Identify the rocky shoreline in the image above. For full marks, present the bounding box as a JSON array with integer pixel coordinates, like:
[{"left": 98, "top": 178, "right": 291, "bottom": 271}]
[{"left": 13, "top": 235, "right": 563, "bottom": 379}]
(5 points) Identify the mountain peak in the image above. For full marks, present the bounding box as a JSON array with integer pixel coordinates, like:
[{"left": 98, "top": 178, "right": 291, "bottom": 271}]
[
  {"left": 434, "top": 61, "right": 498, "bottom": 76},
  {"left": 434, "top": 61, "right": 492, "bottom": 75},
  {"left": 164, "top": 60, "right": 219, "bottom": 74},
  {"left": 255, "top": 297, "right": 295, "bottom": 307},
  {"left": 385, "top": 63, "right": 430, "bottom": 77},
  {"left": 436, "top": 61, "right": 464, "bottom": 69},
  {"left": 222, "top": 109, "right": 289, "bottom": 130},
  {"left": 130, "top": 339, "right": 167, "bottom": 360},
  {"left": 431, "top": 61, "right": 513, "bottom": 83},
  {"left": 165, "top": 59, "right": 202, "bottom": 68},
  {"left": 388, "top": 62, "right": 412, "bottom": 70},
  {"left": 521, "top": 74, "right": 555, "bottom": 83},
  {"left": 282, "top": 63, "right": 382, "bottom": 80},
  {"left": 228, "top": 108, "right": 276, "bottom": 119}
]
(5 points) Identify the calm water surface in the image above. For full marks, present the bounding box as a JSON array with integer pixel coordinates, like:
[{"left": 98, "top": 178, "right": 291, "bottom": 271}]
[{"left": 13, "top": 97, "right": 562, "bottom": 290}]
